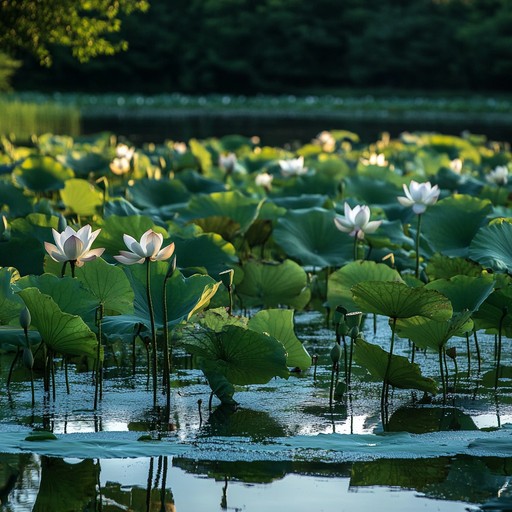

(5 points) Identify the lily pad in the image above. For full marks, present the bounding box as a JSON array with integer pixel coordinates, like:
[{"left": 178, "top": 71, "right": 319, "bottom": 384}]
[
  {"left": 13, "top": 155, "right": 74, "bottom": 192},
  {"left": 273, "top": 207, "right": 354, "bottom": 268},
  {"left": 0, "top": 267, "right": 23, "bottom": 325},
  {"left": 60, "top": 178, "right": 104, "bottom": 217},
  {"left": 469, "top": 221, "right": 512, "bottom": 272},
  {"left": 248, "top": 309, "right": 311, "bottom": 370},
  {"left": 0, "top": 181, "right": 32, "bottom": 217},
  {"left": 127, "top": 178, "right": 190, "bottom": 209}
]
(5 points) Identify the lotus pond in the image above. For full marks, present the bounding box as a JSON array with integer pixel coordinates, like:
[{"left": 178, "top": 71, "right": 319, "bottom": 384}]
[{"left": 0, "top": 129, "right": 512, "bottom": 511}]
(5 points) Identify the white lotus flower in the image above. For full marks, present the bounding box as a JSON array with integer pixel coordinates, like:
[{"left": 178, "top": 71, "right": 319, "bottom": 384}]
[
  {"left": 115, "top": 143, "right": 135, "bottom": 161},
  {"left": 44, "top": 225, "right": 104, "bottom": 267},
  {"left": 255, "top": 172, "right": 273, "bottom": 189},
  {"left": 334, "top": 203, "right": 382, "bottom": 239},
  {"left": 110, "top": 157, "right": 130, "bottom": 175},
  {"left": 315, "top": 131, "right": 335, "bottom": 152},
  {"left": 114, "top": 229, "right": 175, "bottom": 265},
  {"left": 278, "top": 156, "right": 308, "bottom": 177},
  {"left": 397, "top": 180, "right": 440, "bottom": 215},
  {"left": 219, "top": 153, "right": 237, "bottom": 173},
  {"left": 486, "top": 165, "right": 508, "bottom": 186}
]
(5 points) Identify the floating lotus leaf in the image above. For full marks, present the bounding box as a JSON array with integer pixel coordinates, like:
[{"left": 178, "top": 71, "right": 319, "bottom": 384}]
[
  {"left": 95, "top": 214, "right": 167, "bottom": 261},
  {"left": 274, "top": 208, "right": 353, "bottom": 268},
  {"left": 60, "top": 178, "right": 103, "bottom": 217},
  {"left": 236, "top": 259, "right": 309, "bottom": 309},
  {"left": 0, "top": 181, "right": 32, "bottom": 217},
  {"left": 60, "top": 150, "right": 110, "bottom": 176},
  {"left": 127, "top": 178, "right": 190, "bottom": 209},
  {"left": 181, "top": 325, "right": 289, "bottom": 386},
  {"left": 327, "top": 260, "right": 403, "bottom": 312},
  {"left": 469, "top": 221, "right": 512, "bottom": 272},
  {"left": 421, "top": 195, "right": 492, "bottom": 257},
  {"left": 352, "top": 281, "right": 453, "bottom": 320},
  {"left": 104, "top": 198, "right": 140, "bottom": 217},
  {"left": 173, "top": 233, "right": 238, "bottom": 277},
  {"left": 197, "top": 307, "right": 248, "bottom": 332},
  {"left": 0, "top": 326, "right": 41, "bottom": 349},
  {"left": 270, "top": 195, "right": 328, "bottom": 210},
  {"left": 425, "top": 274, "right": 495, "bottom": 313},
  {"left": 0, "top": 267, "right": 23, "bottom": 325},
  {"left": 248, "top": 309, "right": 311, "bottom": 370},
  {"left": 472, "top": 286, "right": 512, "bottom": 336},
  {"left": 175, "top": 169, "right": 226, "bottom": 194},
  {"left": 102, "top": 265, "right": 220, "bottom": 340},
  {"left": 18, "top": 287, "right": 99, "bottom": 359},
  {"left": 75, "top": 257, "right": 134, "bottom": 315},
  {"left": 421, "top": 133, "right": 481, "bottom": 164},
  {"left": 395, "top": 311, "right": 473, "bottom": 351},
  {"left": 179, "top": 191, "right": 263, "bottom": 235},
  {"left": 353, "top": 336, "right": 438, "bottom": 394},
  {"left": 17, "top": 274, "right": 98, "bottom": 324},
  {"left": 365, "top": 219, "right": 414, "bottom": 250},
  {"left": 13, "top": 155, "right": 74, "bottom": 192},
  {"left": 425, "top": 254, "right": 483, "bottom": 280},
  {"left": 188, "top": 138, "right": 212, "bottom": 173},
  {"left": 344, "top": 176, "right": 402, "bottom": 206}
]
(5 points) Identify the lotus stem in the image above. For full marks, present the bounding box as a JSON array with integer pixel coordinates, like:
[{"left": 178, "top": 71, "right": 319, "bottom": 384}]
[
  {"left": 94, "top": 303, "right": 104, "bottom": 410},
  {"left": 61, "top": 261, "right": 68, "bottom": 278},
  {"left": 329, "top": 363, "right": 336, "bottom": 407},
  {"left": 312, "top": 354, "right": 318, "bottom": 381},
  {"left": 495, "top": 307, "right": 508, "bottom": 390},
  {"left": 198, "top": 399, "right": 203, "bottom": 427},
  {"left": 381, "top": 317, "right": 397, "bottom": 409},
  {"left": 473, "top": 329, "right": 481, "bottom": 373},
  {"left": 353, "top": 235, "right": 359, "bottom": 261},
  {"left": 70, "top": 260, "right": 76, "bottom": 278},
  {"left": 415, "top": 213, "right": 422, "bottom": 279},
  {"left": 162, "top": 258, "right": 176, "bottom": 412},
  {"left": 65, "top": 358, "right": 70, "bottom": 394},
  {"left": 6, "top": 347, "right": 20, "bottom": 388},
  {"left": 132, "top": 323, "right": 142, "bottom": 376},
  {"left": 465, "top": 332, "right": 471, "bottom": 374},
  {"left": 439, "top": 347, "right": 447, "bottom": 401},
  {"left": 146, "top": 258, "right": 158, "bottom": 406}
]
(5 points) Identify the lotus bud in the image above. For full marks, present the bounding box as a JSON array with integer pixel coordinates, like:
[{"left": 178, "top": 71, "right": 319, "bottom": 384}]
[
  {"left": 165, "top": 255, "right": 177, "bottom": 280},
  {"left": 19, "top": 307, "right": 31, "bottom": 331},
  {"left": 330, "top": 343, "right": 342, "bottom": 364},
  {"left": 219, "top": 268, "right": 234, "bottom": 290},
  {"left": 22, "top": 347, "right": 34, "bottom": 369},
  {"left": 333, "top": 305, "right": 347, "bottom": 326},
  {"left": 446, "top": 347, "right": 457, "bottom": 360},
  {"left": 57, "top": 214, "right": 67, "bottom": 233},
  {"left": 0, "top": 215, "right": 11, "bottom": 241},
  {"left": 345, "top": 311, "right": 362, "bottom": 329},
  {"left": 349, "top": 326, "right": 360, "bottom": 339}
]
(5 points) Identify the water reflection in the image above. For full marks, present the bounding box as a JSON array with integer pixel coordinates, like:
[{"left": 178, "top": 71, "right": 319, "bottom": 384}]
[{"left": 4, "top": 453, "right": 512, "bottom": 511}]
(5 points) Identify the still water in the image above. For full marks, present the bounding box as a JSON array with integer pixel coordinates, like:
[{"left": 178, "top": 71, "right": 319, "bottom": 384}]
[{"left": 81, "top": 111, "right": 512, "bottom": 146}]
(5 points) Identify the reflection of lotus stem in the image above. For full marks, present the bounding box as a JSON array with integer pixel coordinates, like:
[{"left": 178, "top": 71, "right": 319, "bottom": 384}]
[
  {"left": 381, "top": 317, "right": 397, "bottom": 409},
  {"left": 495, "top": 308, "right": 508, "bottom": 390},
  {"left": 415, "top": 214, "right": 422, "bottom": 279},
  {"left": 146, "top": 259, "right": 158, "bottom": 406}
]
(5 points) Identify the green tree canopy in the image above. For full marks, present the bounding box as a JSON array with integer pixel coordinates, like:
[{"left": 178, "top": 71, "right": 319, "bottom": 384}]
[{"left": 0, "top": 0, "right": 149, "bottom": 66}]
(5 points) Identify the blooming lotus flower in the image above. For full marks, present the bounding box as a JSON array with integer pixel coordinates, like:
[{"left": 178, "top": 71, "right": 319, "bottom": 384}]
[
  {"left": 115, "top": 143, "right": 135, "bottom": 161},
  {"left": 486, "top": 165, "right": 508, "bottom": 186},
  {"left": 315, "top": 131, "right": 335, "bottom": 152},
  {"left": 110, "top": 157, "right": 130, "bottom": 175},
  {"left": 44, "top": 225, "right": 105, "bottom": 267},
  {"left": 219, "top": 153, "right": 237, "bottom": 173},
  {"left": 278, "top": 156, "right": 308, "bottom": 177},
  {"left": 397, "top": 180, "right": 440, "bottom": 214},
  {"left": 255, "top": 172, "right": 273, "bottom": 189},
  {"left": 334, "top": 203, "right": 382, "bottom": 239},
  {"left": 114, "top": 229, "right": 175, "bottom": 265}
]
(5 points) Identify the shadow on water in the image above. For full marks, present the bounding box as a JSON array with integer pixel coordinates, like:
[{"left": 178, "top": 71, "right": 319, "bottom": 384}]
[{"left": 81, "top": 111, "right": 512, "bottom": 146}]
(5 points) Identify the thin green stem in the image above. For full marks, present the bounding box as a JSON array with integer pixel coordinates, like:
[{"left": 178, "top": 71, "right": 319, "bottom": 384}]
[
  {"left": 415, "top": 214, "right": 422, "bottom": 279},
  {"left": 381, "top": 317, "right": 397, "bottom": 410},
  {"left": 146, "top": 259, "right": 158, "bottom": 406},
  {"left": 353, "top": 235, "right": 359, "bottom": 261},
  {"left": 162, "top": 273, "right": 171, "bottom": 411}
]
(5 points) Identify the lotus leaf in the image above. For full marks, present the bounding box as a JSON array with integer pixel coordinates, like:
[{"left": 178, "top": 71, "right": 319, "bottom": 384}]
[
  {"left": 270, "top": 194, "right": 328, "bottom": 210},
  {"left": 127, "top": 178, "right": 190, "bottom": 209},
  {"left": 236, "top": 259, "right": 308, "bottom": 309},
  {"left": 17, "top": 287, "right": 99, "bottom": 359},
  {"left": 60, "top": 178, "right": 104, "bottom": 217},
  {"left": 0, "top": 181, "right": 32, "bottom": 217},
  {"left": 175, "top": 169, "right": 226, "bottom": 194},
  {"left": 469, "top": 221, "right": 512, "bottom": 272},
  {"left": 327, "top": 260, "right": 403, "bottom": 312},
  {"left": 188, "top": 138, "right": 212, "bottom": 173},
  {"left": 248, "top": 309, "right": 311, "bottom": 370},
  {"left": 13, "top": 155, "right": 74, "bottom": 192},
  {"left": 60, "top": 150, "right": 109, "bottom": 176},
  {"left": 0, "top": 267, "right": 23, "bottom": 325},
  {"left": 425, "top": 254, "right": 483, "bottom": 280},
  {"left": 353, "top": 336, "right": 438, "bottom": 394},
  {"left": 352, "top": 281, "right": 453, "bottom": 320},
  {"left": 0, "top": 326, "right": 41, "bottom": 349}
]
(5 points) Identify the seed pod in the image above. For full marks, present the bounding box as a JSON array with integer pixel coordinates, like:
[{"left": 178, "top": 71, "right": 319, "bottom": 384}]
[
  {"left": 22, "top": 347, "right": 34, "bottom": 369},
  {"left": 345, "top": 311, "right": 362, "bottom": 329},
  {"left": 330, "top": 343, "right": 342, "bottom": 364}
]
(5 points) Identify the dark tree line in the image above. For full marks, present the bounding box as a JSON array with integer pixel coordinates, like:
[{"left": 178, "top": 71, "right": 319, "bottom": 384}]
[{"left": 10, "top": 0, "right": 512, "bottom": 94}]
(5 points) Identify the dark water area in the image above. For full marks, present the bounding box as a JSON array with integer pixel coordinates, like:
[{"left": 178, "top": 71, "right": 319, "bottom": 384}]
[{"left": 81, "top": 111, "right": 512, "bottom": 146}]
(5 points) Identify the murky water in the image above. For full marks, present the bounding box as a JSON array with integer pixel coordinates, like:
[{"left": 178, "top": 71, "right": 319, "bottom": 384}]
[{"left": 1, "top": 311, "right": 511, "bottom": 511}]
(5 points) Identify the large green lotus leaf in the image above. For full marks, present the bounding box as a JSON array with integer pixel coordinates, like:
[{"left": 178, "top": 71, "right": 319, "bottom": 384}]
[
  {"left": 32, "top": 458, "right": 99, "bottom": 512},
  {"left": 13, "top": 155, "right": 74, "bottom": 192},
  {"left": 60, "top": 150, "right": 109, "bottom": 177},
  {"left": 270, "top": 195, "right": 328, "bottom": 210},
  {"left": 344, "top": 175, "right": 402, "bottom": 205},
  {"left": 104, "top": 198, "right": 141, "bottom": 217},
  {"left": 273, "top": 207, "right": 353, "bottom": 268},
  {"left": 421, "top": 195, "right": 492, "bottom": 257},
  {"left": 421, "top": 133, "right": 481, "bottom": 164},
  {"left": 75, "top": 257, "right": 134, "bottom": 315},
  {"left": 127, "top": 178, "right": 190, "bottom": 209},
  {"left": 17, "top": 287, "right": 99, "bottom": 358},
  {"left": 236, "top": 260, "right": 308, "bottom": 309},
  {"left": 248, "top": 309, "right": 311, "bottom": 370},
  {"left": 352, "top": 281, "right": 453, "bottom": 320},
  {"left": 0, "top": 326, "right": 41, "bottom": 349},
  {"left": 188, "top": 138, "right": 212, "bottom": 174},
  {"left": 354, "top": 336, "right": 438, "bottom": 394},
  {"left": 60, "top": 178, "right": 103, "bottom": 217},
  {"left": 102, "top": 265, "right": 220, "bottom": 340},
  {"left": 95, "top": 215, "right": 167, "bottom": 261},
  {"left": 469, "top": 222, "right": 512, "bottom": 272},
  {"left": 472, "top": 286, "right": 512, "bottom": 336},
  {"left": 201, "top": 367, "right": 237, "bottom": 406},
  {"left": 425, "top": 274, "right": 495, "bottom": 313},
  {"left": 395, "top": 311, "right": 473, "bottom": 351},
  {"left": 173, "top": 233, "right": 238, "bottom": 277},
  {"left": 181, "top": 325, "right": 289, "bottom": 385},
  {"left": 365, "top": 219, "right": 414, "bottom": 250},
  {"left": 425, "top": 254, "right": 484, "bottom": 280},
  {"left": 175, "top": 169, "right": 226, "bottom": 194},
  {"left": 0, "top": 181, "right": 32, "bottom": 217},
  {"left": 17, "top": 274, "right": 98, "bottom": 324},
  {"left": 179, "top": 191, "right": 263, "bottom": 235},
  {"left": 327, "top": 261, "right": 403, "bottom": 312},
  {"left": 197, "top": 307, "right": 248, "bottom": 332},
  {"left": 0, "top": 267, "right": 23, "bottom": 325}
]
